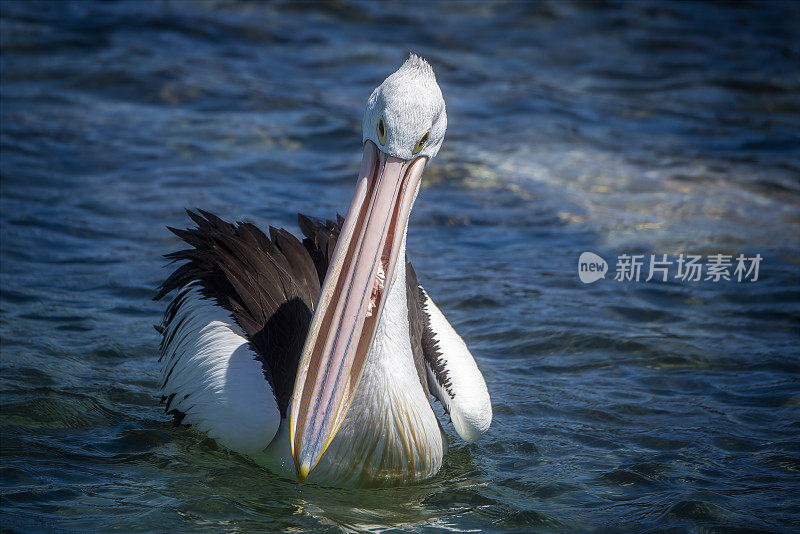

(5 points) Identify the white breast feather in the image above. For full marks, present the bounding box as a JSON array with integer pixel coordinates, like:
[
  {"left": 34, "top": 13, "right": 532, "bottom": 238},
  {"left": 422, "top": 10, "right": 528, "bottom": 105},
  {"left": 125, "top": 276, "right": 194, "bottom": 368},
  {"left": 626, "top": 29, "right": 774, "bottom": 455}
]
[
  {"left": 302, "top": 242, "right": 445, "bottom": 486},
  {"left": 159, "top": 285, "right": 280, "bottom": 455}
]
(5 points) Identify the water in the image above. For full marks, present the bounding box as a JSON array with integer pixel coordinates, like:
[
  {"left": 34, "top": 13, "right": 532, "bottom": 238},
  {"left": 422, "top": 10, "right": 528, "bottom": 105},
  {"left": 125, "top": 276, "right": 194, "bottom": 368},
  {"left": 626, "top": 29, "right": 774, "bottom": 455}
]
[{"left": 2, "top": 0, "right": 799, "bottom": 531}]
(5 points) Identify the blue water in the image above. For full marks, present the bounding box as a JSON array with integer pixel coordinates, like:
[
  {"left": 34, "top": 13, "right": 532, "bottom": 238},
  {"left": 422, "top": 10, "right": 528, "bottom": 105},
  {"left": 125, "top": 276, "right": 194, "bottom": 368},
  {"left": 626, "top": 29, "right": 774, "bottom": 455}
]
[{"left": 2, "top": 0, "right": 799, "bottom": 531}]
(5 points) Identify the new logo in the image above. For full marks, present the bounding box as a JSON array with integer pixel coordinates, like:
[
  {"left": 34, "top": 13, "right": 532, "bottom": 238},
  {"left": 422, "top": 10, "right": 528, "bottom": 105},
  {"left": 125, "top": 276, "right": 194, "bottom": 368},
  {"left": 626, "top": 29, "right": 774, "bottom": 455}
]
[{"left": 578, "top": 252, "right": 608, "bottom": 284}]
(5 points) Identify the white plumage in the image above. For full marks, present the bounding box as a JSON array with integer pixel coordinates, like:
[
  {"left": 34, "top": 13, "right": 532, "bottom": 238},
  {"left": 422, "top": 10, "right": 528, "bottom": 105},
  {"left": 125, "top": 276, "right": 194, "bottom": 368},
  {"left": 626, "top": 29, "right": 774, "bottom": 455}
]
[
  {"left": 421, "top": 288, "right": 493, "bottom": 442},
  {"left": 261, "top": 243, "right": 447, "bottom": 485},
  {"left": 159, "top": 285, "right": 280, "bottom": 454}
]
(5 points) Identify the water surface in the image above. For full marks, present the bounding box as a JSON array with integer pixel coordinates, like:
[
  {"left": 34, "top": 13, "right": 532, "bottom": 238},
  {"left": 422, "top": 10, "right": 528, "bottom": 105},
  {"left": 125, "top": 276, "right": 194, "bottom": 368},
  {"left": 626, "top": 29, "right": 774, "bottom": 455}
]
[{"left": 2, "top": 1, "right": 799, "bottom": 532}]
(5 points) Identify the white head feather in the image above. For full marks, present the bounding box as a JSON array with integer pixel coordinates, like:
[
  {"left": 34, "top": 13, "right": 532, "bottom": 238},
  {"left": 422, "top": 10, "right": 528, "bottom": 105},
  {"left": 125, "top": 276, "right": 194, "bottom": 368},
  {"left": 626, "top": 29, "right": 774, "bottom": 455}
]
[{"left": 362, "top": 54, "right": 447, "bottom": 160}]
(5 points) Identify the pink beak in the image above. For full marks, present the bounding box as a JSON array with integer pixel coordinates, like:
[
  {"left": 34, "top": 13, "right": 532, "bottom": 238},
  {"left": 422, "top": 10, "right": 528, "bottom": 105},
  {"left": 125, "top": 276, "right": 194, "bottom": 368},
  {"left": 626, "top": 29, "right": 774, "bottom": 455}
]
[{"left": 289, "top": 140, "right": 427, "bottom": 483}]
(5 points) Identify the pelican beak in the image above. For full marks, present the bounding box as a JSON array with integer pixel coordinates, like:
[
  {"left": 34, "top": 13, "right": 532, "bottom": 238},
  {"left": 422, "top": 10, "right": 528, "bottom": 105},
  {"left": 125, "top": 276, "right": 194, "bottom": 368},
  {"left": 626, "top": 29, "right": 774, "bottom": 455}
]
[{"left": 289, "top": 140, "right": 426, "bottom": 483}]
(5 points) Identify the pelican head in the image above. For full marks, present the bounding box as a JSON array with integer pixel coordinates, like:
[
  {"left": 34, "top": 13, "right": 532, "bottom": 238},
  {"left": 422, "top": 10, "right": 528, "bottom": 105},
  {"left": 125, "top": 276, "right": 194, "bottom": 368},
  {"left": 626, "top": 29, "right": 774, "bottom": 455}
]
[
  {"left": 289, "top": 54, "right": 447, "bottom": 483},
  {"left": 362, "top": 53, "right": 447, "bottom": 160}
]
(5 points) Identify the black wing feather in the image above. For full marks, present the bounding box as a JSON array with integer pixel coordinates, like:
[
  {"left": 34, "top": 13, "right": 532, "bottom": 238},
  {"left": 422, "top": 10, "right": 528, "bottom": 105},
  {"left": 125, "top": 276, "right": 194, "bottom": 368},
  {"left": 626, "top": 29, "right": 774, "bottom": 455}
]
[
  {"left": 156, "top": 210, "right": 437, "bottom": 418},
  {"left": 155, "top": 210, "right": 320, "bottom": 417}
]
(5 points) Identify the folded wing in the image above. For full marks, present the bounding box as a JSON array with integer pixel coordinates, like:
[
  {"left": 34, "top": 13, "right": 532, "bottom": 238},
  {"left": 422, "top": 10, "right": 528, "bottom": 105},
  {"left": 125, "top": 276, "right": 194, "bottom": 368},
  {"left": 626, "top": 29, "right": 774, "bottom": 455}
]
[
  {"left": 415, "top": 282, "right": 492, "bottom": 442},
  {"left": 155, "top": 210, "right": 322, "bottom": 453}
]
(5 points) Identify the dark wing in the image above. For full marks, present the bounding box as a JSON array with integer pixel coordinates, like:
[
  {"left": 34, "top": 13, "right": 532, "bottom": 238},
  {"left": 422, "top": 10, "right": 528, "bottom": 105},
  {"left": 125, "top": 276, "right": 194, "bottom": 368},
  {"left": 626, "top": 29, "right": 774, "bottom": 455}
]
[
  {"left": 155, "top": 210, "right": 435, "bottom": 418},
  {"left": 155, "top": 209, "right": 321, "bottom": 418},
  {"left": 297, "top": 213, "right": 343, "bottom": 284}
]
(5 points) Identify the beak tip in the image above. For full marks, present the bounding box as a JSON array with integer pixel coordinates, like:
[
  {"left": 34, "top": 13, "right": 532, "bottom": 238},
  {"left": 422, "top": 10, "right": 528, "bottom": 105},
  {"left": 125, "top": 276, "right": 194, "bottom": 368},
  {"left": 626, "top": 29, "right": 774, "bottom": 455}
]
[{"left": 297, "top": 463, "right": 310, "bottom": 485}]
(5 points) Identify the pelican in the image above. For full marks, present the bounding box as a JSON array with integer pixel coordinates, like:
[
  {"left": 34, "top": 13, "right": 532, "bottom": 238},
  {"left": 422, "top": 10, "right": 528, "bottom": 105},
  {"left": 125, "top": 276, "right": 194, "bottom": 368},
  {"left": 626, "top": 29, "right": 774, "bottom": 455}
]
[{"left": 154, "top": 54, "right": 491, "bottom": 487}]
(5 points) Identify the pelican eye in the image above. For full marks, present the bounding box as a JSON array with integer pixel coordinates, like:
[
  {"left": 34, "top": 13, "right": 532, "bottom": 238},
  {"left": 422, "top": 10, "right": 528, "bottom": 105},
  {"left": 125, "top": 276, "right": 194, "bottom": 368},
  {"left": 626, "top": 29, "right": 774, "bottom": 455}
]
[
  {"left": 412, "top": 129, "right": 430, "bottom": 155},
  {"left": 377, "top": 116, "right": 387, "bottom": 145}
]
